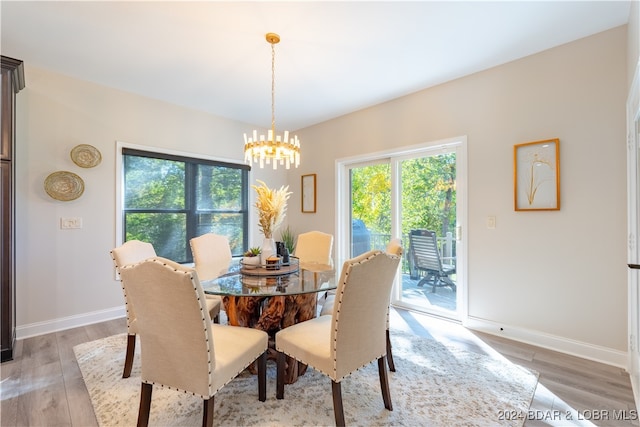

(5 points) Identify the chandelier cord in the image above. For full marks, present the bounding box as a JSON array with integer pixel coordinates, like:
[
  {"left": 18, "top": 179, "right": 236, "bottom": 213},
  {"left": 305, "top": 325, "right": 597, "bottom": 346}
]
[{"left": 271, "top": 39, "right": 276, "bottom": 139}]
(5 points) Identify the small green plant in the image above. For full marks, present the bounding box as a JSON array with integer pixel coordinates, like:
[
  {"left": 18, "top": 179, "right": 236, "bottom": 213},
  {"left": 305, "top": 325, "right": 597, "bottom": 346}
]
[
  {"left": 243, "top": 247, "right": 262, "bottom": 257},
  {"left": 280, "top": 225, "right": 296, "bottom": 254}
]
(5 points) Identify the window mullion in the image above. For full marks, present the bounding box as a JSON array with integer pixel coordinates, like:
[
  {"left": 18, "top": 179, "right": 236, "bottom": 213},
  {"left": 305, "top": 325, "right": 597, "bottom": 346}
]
[
  {"left": 185, "top": 163, "right": 197, "bottom": 258},
  {"left": 242, "top": 170, "right": 249, "bottom": 250}
]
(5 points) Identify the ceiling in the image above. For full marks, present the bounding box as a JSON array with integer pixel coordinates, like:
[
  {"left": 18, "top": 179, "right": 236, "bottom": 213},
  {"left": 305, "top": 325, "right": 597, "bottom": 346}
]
[{"left": 1, "top": 1, "right": 632, "bottom": 131}]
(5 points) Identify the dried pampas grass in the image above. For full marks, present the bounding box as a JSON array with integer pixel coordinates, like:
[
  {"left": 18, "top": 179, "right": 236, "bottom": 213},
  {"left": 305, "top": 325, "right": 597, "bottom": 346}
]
[{"left": 252, "top": 180, "right": 292, "bottom": 238}]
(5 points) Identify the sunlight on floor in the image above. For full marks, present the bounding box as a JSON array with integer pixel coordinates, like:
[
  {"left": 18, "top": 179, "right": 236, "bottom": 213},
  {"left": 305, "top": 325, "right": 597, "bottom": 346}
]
[{"left": 389, "top": 308, "right": 621, "bottom": 427}]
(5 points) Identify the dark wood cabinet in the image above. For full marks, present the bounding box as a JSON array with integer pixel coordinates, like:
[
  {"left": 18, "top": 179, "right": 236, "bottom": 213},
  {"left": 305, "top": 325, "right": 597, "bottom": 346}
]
[{"left": 1, "top": 56, "right": 24, "bottom": 362}]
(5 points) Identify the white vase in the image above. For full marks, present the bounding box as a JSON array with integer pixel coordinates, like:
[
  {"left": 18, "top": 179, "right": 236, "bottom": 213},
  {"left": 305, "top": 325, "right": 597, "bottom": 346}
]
[{"left": 260, "top": 237, "right": 276, "bottom": 264}]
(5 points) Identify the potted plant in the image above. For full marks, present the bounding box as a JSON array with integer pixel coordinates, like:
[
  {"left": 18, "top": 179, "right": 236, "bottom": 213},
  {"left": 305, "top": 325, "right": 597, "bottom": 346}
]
[
  {"left": 242, "top": 247, "right": 262, "bottom": 269},
  {"left": 280, "top": 225, "right": 296, "bottom": 256}
]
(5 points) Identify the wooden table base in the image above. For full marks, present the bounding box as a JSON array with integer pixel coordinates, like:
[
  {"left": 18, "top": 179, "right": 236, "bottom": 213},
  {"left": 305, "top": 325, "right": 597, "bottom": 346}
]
[{"left": 222, "top": 293, "right": 318, "bottom": 384}]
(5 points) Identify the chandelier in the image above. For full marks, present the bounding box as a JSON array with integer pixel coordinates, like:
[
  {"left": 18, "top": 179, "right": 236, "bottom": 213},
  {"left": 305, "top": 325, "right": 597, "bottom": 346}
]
[{"left": 244, "top": 33, "right": 300, "bottom": 170}]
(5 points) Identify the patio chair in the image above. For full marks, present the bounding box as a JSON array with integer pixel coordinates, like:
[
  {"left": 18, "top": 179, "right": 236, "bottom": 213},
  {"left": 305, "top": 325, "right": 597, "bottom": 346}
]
[{"left": 408, "top": 229, "right": 456, "bottom": 292}]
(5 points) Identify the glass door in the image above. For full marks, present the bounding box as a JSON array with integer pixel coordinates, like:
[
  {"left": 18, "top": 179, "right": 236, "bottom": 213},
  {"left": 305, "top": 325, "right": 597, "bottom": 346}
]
[
  {"left": 349, "top": 161, "right": 391, "bottom": 257},
  {"left": 396, "top": 151, "right": 459, "bottom": 319},
  {"left": 342, "top": 140, "right": 465, "bottom": 321}
]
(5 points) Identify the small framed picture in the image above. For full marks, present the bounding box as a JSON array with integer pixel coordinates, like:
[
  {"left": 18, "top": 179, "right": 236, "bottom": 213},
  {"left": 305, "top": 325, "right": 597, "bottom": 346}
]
[
  {"left": 514, "top": 138, "right": 560, "bottom": 211},
  {"left": 301, "top": 173, "right": 316, "bottom": 213}
]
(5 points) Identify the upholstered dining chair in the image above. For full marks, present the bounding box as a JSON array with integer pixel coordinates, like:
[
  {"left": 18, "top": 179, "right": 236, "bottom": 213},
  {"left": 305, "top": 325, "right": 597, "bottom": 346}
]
[
  {"left": 294, "top": 230, "right": 334, "bottom": 266},
  {"left": 110, "top": 240, "right": 221, "bottom": 378},
  {"left": 189, "top": 233, "right": 233, "bottom": 322},
  {"left": 189, "top": 233, "right": 233, "bottom": 281},
  {"left": 276, "top": 250, "right": 401, "bottom": 426},
  {"left": 118, "top": 257, "right": 268, "bottom": 427},
  {"left": 320, "top": 239, "right": 403, "bottom": 372},
  {"left": 295, "top": 230, "right": 335, "bottom": 301},
  {"left": 109, "top": 240, "right": 156, "bottom": 378}
]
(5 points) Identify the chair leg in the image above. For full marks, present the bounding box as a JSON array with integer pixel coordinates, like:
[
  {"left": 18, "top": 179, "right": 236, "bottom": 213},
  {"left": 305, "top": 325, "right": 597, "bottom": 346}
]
[
  {"left": 417, "top": 273, "right": 436, "bottom": 289},
  {"left": 276, "top": 351, "right": 286, "bottom": 399},
  {"left": 137, "top": 382, "right": 153, "bottom": 427},
  {"left": 386, "top": 329, "right": 396, "bottom": 372},
  {"left": 123, "top": 334, "right": 136, "bottom": 378},
  {"left": 443, "top": 276, "right": 457, "bottom": 292},
  {"left": 331, "top": 380, "right": 345, "bottom": 427},
  {"left": 202, "top": 398, "right": 214, "bottom": 427},
  {"left": 257, "top": 351, "right": 267, "bottom": 402},
  {"left": 377, "top": 357, "right": 393, "bottom": 411},
  {"left": 417, "top": 276, "right": 428, "bottom": 287},
  {"left": 213, "top": 314, "right": 220, "bottom": 324}
]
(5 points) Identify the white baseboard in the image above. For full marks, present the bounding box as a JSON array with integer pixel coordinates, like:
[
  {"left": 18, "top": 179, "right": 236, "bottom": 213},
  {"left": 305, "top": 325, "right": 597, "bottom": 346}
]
[
  {"left": 16, "top": 306, "right": 126, "bottom": 340},
  {"left": 464, "top": 316, "right": 628, "bottom": 369}
]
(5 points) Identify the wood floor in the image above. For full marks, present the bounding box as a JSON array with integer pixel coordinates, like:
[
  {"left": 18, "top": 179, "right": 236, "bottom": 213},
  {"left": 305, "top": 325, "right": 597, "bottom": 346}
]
[{"left": 1, "top": 308, "right": 638, "bottom": 426}]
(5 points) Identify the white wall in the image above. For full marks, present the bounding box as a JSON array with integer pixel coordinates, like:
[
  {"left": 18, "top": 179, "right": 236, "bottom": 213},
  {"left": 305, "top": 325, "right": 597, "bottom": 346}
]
[
  {"left": 14, "top": 66, "right": 284, "bottom": 336},
  {"left": 287, "top": 27, "right": 629, "bottom": 358}
]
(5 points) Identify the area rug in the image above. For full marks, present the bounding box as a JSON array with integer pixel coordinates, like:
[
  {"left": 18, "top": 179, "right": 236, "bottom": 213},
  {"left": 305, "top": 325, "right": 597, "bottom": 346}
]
[{"left": 73, "top": 331, "right": 538, "bottom": 427}]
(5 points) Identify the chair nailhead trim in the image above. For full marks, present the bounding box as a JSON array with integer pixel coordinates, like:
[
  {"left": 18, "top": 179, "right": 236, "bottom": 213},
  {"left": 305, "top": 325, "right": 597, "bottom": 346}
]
[
  {"left": 151, "top": 258, "right": 217, "bottom": 396},
  {"left": 331, "top": 250, "right": 382, "bottom": 373}
]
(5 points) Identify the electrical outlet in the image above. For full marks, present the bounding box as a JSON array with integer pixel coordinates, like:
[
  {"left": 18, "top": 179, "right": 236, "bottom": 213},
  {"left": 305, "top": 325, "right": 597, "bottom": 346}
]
[
  {"left": 60, "top": 217, "right": 82, "bottom": 229},
  {"left": 486, "top": 216, "right": 496, "bottom": 229}
]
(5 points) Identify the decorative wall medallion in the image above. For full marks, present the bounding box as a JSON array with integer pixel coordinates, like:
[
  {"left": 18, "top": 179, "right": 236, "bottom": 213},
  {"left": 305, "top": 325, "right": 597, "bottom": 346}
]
[
  {"left": 44, "top": 171, "right": 85, "bottom": 201},
  {"left": 70, "top": 144, "right": 102, "bottom": 168}
]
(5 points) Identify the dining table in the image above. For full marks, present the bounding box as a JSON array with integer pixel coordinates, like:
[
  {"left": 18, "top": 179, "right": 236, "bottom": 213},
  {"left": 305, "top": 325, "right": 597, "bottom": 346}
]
[{"left": 201, "top": 256, "right": 336, "bottom": 383}]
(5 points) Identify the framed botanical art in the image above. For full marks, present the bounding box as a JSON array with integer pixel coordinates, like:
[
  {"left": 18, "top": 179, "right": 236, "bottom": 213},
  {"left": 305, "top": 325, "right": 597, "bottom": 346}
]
[
  {"left": 514, "top": 138, "right": 560, "bottom": 211},
  {"left": 301, "top": 173, "right": 316, "bottom": 213}
]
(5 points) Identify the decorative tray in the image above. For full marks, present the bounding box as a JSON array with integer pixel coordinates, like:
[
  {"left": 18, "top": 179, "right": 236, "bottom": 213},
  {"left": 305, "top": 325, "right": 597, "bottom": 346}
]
[{"left": 240, "top": 257, "right": 299, "bottom": 276}]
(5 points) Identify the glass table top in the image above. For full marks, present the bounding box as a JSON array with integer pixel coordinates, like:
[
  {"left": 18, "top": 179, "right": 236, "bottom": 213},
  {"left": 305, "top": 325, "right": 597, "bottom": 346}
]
[{"left": 201, "top": 258, "right": 336, "bottom": 297}]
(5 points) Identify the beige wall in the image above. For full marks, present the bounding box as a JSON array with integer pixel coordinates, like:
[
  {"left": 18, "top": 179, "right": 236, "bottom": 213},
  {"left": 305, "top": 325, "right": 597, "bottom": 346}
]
[
  {"left": 14, "top": 26, "right": 630, "bottom": 362},
  {"left": 287, "top": 26, "right": 629, "bottom": 354},
  {"left": 629, "top": 0, "right": 639, "bottom": 87}
]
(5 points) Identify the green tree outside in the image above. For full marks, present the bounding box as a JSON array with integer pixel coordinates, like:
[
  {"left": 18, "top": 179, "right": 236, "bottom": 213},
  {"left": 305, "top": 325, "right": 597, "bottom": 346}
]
[{"left": 351, "top": 153, "right": 456, "bottom": 243}]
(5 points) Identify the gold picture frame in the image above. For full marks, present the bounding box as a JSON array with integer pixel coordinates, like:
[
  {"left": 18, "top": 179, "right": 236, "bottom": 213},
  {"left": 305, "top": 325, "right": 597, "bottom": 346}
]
[
  {"left": 301, "top": 173, "right": 316, "bottom": 213},
  {"left": 514, "top": 138, "right": 560, "bottom": 211}
]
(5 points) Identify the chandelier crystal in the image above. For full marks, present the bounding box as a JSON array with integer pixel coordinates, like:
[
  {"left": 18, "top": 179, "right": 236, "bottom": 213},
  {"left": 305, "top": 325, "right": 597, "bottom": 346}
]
[{"left": 244, "top": 33, "right": 300, "bottom": 170}]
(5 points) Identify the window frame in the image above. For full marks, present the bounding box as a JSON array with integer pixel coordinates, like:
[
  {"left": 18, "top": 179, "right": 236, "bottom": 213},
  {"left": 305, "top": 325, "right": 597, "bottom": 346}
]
[{"left": 115, "top": 141, "right": 250, "bottom": 264}]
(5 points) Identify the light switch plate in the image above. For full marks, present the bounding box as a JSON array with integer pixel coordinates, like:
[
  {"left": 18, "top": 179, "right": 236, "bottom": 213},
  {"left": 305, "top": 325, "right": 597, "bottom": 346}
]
[
  {"left": 61, "top": 217, "right": 82, "bottom": 229},
  {"left": 486, "top": 216, "right": 496, "bottom": 229}
]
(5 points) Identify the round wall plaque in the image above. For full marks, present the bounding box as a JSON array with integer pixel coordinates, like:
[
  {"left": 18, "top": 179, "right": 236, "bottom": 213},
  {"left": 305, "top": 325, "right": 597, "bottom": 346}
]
[
  {"left": 44, "top": 171, "right": 85, "bottom": 201},
  {"left": 70, "top": 144, "right": 102, "bottom": 168}
]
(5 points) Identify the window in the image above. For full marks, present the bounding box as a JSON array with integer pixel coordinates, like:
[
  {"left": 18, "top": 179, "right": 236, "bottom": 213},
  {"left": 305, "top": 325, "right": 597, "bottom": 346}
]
[{"left": 122, "top": 147, "right": 250, "bottom": 263}]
